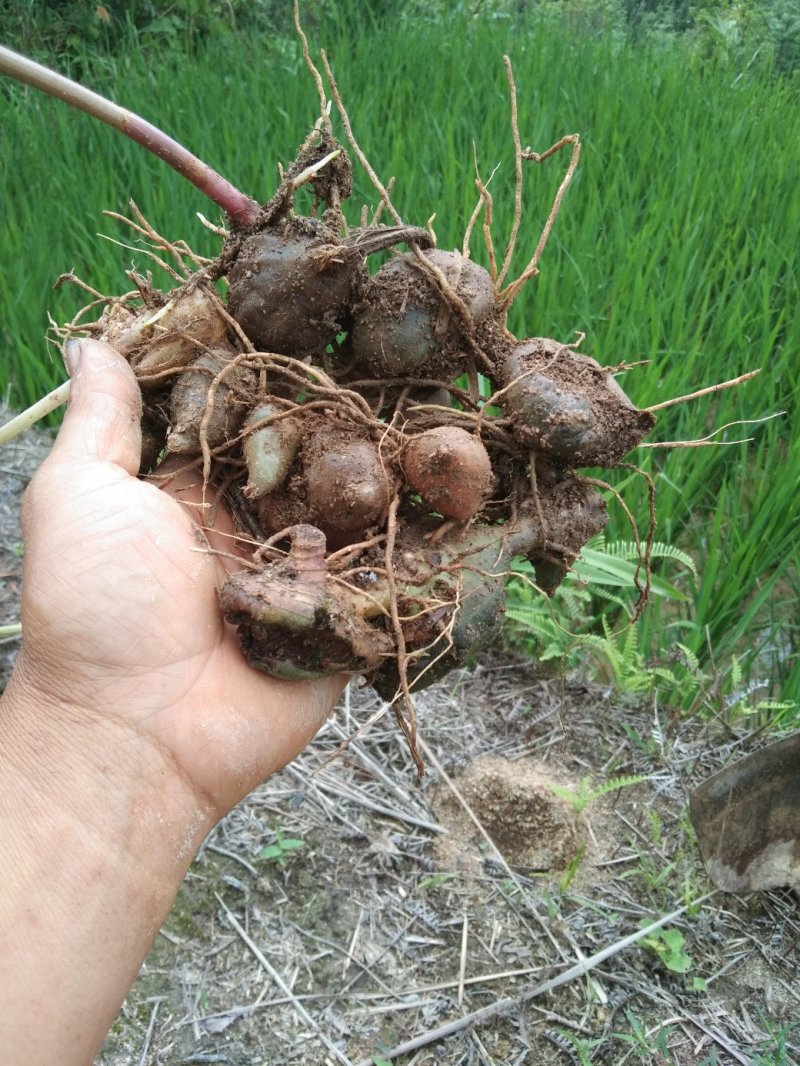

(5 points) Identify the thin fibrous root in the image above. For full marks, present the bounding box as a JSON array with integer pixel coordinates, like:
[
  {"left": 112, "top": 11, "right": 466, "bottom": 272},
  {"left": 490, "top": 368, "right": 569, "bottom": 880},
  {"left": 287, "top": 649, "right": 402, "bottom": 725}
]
[
  {"left": 639, "top": 412, "right": 782, "bottom": 449},
  {"left": 464, "top": 152, "right": 500, "bottom": 283},
  {"left": 321, "top": 49, "right": 402, "bottom": 226},
  {"left": 53, "top": 272, "right": 106, "bottom": 300},
  {"left": 497, "top": 56, "right": 524, "bottom": 288},
  {"left": 583, "top": 470, "right": 653, "bottom": 619},
  {"left": 500, "top": 134, "right": 582, "bottom": 308},
  {"left": 106, "top": 202, "right": 210, "bottom": 276},
  {"left": 384, "top": 493, "right": 424, "bottom": 778},
  {"left": 644, "top": 369, "right": 761, "bottom": 413},
  {"left": 619, "top": 462, "right": 656, "bottom": 623},
  {"left": 293, "top": 0, "right": 330, "bottom": 127},
  {"left": 371, "top": 176, "right": 396, "bottom": 227}
]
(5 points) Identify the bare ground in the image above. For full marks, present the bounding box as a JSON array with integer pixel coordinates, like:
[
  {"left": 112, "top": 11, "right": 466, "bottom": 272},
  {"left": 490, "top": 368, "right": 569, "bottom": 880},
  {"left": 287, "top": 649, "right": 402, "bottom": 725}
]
[{"left": 1, "top": 416, "right": 798, "bottom": 1066}]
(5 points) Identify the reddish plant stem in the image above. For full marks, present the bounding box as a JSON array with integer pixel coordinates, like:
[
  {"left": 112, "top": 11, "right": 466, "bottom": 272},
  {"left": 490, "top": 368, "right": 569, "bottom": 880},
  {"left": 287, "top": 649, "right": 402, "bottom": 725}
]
[{"left": 0, "top": 45, "right": 260, "bottom": 226}]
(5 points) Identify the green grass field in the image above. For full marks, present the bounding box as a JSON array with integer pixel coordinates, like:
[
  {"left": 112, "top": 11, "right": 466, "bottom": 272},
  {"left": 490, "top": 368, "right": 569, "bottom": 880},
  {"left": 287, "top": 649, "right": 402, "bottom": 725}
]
[{"left": 2, "top": 8, "right": 798, "bottom": 701}]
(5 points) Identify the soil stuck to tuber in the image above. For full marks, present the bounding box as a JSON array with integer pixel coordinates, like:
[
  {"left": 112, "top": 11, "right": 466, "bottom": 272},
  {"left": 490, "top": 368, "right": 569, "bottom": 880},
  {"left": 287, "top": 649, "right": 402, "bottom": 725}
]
[{"left": 55, "top": 48, "right": 656, "bottom": 772}]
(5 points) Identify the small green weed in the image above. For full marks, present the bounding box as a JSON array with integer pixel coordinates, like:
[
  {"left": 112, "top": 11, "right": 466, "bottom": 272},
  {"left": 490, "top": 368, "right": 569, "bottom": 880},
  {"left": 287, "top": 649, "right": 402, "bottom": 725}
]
[
  {"left": 418, "top": 871, "right": 459, "bottom": 891},
  {"left": 645, "top": 808, "right": 663, "bottom": 847},
  {"left": 544, "top": 1030, "right": 603, "bottom": 1064},
  {"left": 257, "top": 827, "right": 305, "bottom": 867},
  {"left": 750, "top": 1015, "right": 800, "bottom": 1066},
  {"left": 373, "top": 1026, "right": 399, "bottom": 1064},
  {"left": 639, "top": 923, "right": 692, "bottom": 974},
  {"left": 614, "top": 1009, "right": 676, "bottom": 1061},
  {"left": 557, "top": 845, "right": 586, "bottom": 893},
  {"left": 506, "top": 535, "right": 710, "bottom": 700},
  {"left": 554, "top": 844, "right": 584, "bottom": 895},
  {"left": 506, "top": 534, "right": 694, "bottom": 673},
  {"left": 622, "top": 722, "right": 659, "bottom": 756}
]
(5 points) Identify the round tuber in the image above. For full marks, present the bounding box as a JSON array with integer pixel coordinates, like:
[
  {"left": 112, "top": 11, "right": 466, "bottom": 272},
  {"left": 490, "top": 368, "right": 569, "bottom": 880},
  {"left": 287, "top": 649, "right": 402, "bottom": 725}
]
[{"left": 403, "top": 426, "right": 493, "bottom": 522}]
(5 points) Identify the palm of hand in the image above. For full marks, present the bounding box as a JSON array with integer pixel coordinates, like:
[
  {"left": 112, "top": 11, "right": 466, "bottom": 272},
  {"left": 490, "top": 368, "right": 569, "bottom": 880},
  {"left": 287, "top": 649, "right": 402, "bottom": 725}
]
[{"left": 18, "top": 449, "right": 343, "bottom": 815}]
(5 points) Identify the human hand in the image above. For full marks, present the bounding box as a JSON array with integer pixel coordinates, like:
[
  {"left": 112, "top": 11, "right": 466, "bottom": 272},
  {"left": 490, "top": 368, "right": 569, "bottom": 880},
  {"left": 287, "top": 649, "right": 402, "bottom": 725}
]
[
  {"left": 8, "top": 338, "right": 345, "bottom": 820},
  {"left": 0, "top": 338, "right": 346, "bottom": 1063}
]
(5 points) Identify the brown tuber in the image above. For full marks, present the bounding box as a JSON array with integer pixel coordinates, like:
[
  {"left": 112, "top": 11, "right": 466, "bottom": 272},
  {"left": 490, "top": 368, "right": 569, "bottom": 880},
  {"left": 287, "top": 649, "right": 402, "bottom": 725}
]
[
  {"left": 166, "top": 350, "right": 255, "bottom": 455},
  {"left": 227, "top": 221, "right": 435, "bottom": 356},
  {"left": 302, "top": 429, "right": 394, "bottom": 538},
  {"left": 503, "top": 338, "right": 655, "bottom": 466},
  {"left": 350, "top": 249, "right": 494, "bottom": 378},
  {"left": 227, "top": 226, "right": 358, "bottom": 357},
  {"left": 403, "top": 426, "right": 493, "bottom": 522},
  {"left": 242, "top": 402, "right": 303, "bottom": 500}
]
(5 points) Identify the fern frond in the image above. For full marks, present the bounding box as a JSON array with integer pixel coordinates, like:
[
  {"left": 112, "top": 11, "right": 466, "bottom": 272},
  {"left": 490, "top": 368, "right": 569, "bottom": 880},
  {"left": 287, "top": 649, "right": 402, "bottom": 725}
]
[
  {"left": 590, "top": 773, "right": 649, "bottom": 801},
  {"left": 677, "top": 643, "right": 700, "bottom": 672},
  {"left": 729, "top": 655, "right": 743, "bottom": 691},
  {"left": 603, "top": 539, "right": 698, "bottom": 578},
  {"left": 550, "top": 773, "right": 649, "bottom": 813}
]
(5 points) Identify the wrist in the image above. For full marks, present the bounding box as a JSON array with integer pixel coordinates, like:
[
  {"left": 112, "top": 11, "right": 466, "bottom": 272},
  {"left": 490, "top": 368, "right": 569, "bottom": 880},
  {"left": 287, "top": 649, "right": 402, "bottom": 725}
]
[
  {"left": 0, "top": 654, "right": 216, "bottom": 862},
  {"left": 0, "top": 670, "right": 214, "bottom": 1064}
]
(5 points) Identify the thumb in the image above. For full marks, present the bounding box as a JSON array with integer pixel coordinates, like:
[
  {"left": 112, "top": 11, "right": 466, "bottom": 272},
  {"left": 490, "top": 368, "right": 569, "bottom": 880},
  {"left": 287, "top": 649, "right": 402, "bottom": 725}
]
[{"left": 54, "top": 339, "right": 143, "bottom": 475}]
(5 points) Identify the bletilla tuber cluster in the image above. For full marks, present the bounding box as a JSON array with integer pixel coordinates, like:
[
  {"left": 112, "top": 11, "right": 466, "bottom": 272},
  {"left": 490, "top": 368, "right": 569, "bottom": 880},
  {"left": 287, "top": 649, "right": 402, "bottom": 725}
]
[
  {"left": 64, "top": 116, "right": 654, "bottom": 722},
  {"left": 16, "top": 36, "right": 656, "bottom": 769}
]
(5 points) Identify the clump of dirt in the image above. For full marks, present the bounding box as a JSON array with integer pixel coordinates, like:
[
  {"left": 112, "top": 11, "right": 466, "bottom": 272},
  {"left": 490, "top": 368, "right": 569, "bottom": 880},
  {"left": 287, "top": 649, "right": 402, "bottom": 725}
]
[{"left": 433, "top": 755, "right": 582, "bottom": 870}]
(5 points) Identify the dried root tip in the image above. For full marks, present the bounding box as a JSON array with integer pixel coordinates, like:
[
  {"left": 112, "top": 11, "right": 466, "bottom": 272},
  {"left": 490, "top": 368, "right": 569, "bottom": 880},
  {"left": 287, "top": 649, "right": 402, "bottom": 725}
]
[
  {"left": 102, "top": 284, "right": 230, "bottom": 382},
  {"left": 332, "top": 223, "right": 435, "bottom": 261}
]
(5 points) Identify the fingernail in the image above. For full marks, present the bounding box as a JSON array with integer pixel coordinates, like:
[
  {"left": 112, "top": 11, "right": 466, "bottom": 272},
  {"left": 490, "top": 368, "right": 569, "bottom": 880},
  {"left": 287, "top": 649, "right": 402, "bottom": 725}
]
[{"left": 64, "top": 339, "right": 83, "bottom": 375}]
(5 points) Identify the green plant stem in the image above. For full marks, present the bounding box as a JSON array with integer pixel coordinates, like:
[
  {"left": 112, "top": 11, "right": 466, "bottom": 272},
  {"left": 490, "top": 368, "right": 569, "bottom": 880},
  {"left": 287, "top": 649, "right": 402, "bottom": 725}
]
[
  {"left": 0, "top": 46, "right": 259, "bottom": 226},
  {"left": 0, "top": 623, "right": 23, "bottom": 641},
  {"left": 0, "top": 381, "right": 70, "bottom": 446}
]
